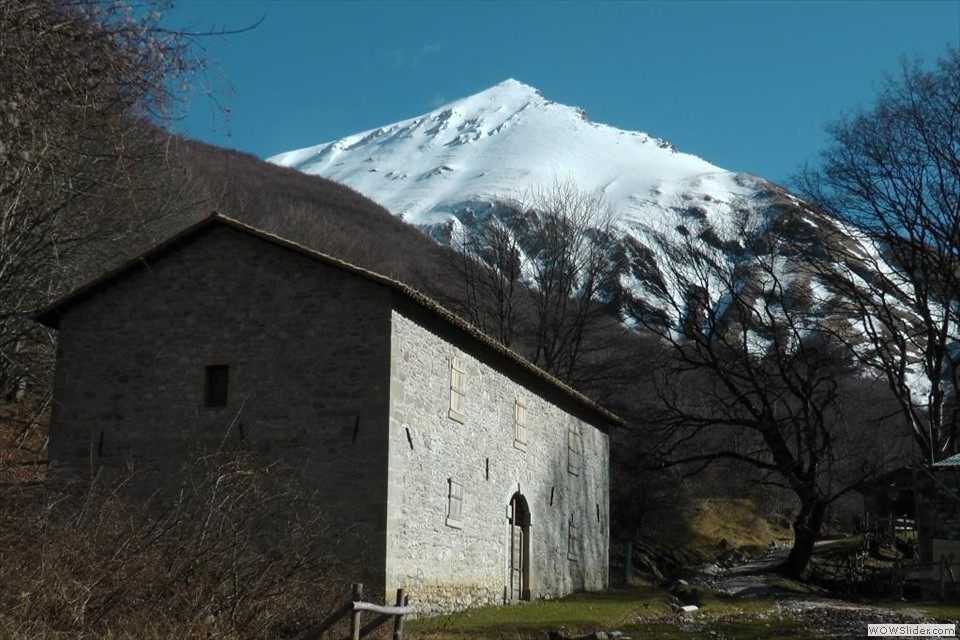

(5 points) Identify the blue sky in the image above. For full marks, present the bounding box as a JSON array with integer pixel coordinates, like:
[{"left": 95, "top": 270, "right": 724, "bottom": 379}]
[{"left": 166, "top": 0, "right": 959, "bottom": 184}]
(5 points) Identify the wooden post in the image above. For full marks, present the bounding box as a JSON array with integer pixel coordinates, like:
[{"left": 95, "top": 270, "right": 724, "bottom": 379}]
[
  {"left": 393, "top": 591, "right": 407, "bottom": 640},
  {"left": 940, "top": 558, "right": 947, "bottom": 600},
  {"left": 351, "top": 583, "right": 363, "bottom": 640},
  {"left": 947, "top": 557, "right": 959, "bottom": 601},
  {"left": 892, "top": 559, "right": 900, "bottom": 597},
  {"left": 299, "top": 582, "right": 413, "bottom": 640}
]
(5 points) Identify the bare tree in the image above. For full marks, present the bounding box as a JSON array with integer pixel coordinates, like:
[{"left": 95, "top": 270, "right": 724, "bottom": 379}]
[
  {"left": 446, "top": 181, "right": 625, "bottom": 391},
  {"left": 629, "top": 209, "right": 907, "bottom": 577},
  {"left": 520, "top": 182, "right": 622, "bottom": 384},
  {"left": 452, "top": 204, "right": 524, "bottom": 347},
  {"left": 0, "top": 1, "right": 224, "bottom": 401},
  {"left": 797, "top": 47, "right": 960, "bottom": 464}
]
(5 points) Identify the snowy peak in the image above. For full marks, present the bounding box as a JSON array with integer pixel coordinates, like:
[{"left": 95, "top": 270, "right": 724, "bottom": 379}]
[
  {"left": 460, "top": 77, "right": 543, "bottom": 105},
  {"left": 268, "top": 80, "right": 731, "bottom": 227},
  {"left": 269, "top": 78, "right": 555, "bottom": 174},
  {"left": 268, "top": 81, "right": 865, "bottom": 336},
  {"left": 487, "top": 77, "right": 538, "bottom": 92}
]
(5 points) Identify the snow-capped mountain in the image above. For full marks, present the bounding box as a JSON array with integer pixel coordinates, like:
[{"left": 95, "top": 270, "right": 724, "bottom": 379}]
[
  {"left": 269, "top": 79, "right": 821, "bottom": 326},
  {"left": 269, "top": 79, "right": 758, "bottom": 233},
  {"left": 266, "top": 79, "right": 944, "bottom": 462}
]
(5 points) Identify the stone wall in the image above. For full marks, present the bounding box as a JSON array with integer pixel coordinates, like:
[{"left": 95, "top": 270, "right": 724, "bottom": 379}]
[
  {"left": 384, "top": 305, "right": 610, "bottom": 614},
  {"left": 48, "top": 225, "right": 394, "bottom": 589},
  {"left": 47, "top": 220, "right": 614, "bottom": 614}
]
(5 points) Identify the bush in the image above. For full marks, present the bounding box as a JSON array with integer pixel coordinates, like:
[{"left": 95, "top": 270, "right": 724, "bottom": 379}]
[{"left": 0, "top": 452, "right": 348, "bottom": 638}]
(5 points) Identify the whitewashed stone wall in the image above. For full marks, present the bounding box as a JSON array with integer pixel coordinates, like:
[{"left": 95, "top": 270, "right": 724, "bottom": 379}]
[{"left": 384, "top": 307, "right": 610, "bottom": 614}]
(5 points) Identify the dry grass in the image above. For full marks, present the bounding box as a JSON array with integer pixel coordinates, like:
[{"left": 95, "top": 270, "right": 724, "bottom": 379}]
[
  {"left": 642, "top": 497, "right": 793, "bottom": 561},
  {"left": 685, "top": 498, "right": 793, "bottom": 550},
  {"left": 0, "top": 449, "right": 348, "bottom": 639},
  {"left": 0, "top": 398, "right": 47, "bottom": 487}
]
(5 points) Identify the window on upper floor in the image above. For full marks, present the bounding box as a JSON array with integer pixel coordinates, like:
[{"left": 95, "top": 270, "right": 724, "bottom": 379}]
[
  {"left": 514, "top": 396, "right": 528, "bottom": 452},
  {"left": 449, "top": 356, "right": 466, "bottom": 423},
  {"left": 204, "top": 364, "right": 229, "bottom": 408},
  {"left": 446, "top": 478, "right": 464, "bottom": 529},
  {"left": 567, "top": 420, "right": 583, "bottom": 475}
]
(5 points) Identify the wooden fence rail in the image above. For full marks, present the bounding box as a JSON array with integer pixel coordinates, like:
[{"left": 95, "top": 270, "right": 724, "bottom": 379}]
[{"left": 300, "top": 583, "right": 414, "bottom": 640}]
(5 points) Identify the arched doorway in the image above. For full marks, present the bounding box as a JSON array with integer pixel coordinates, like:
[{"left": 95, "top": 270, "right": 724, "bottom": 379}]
[{"left": 508, "top": 492, "right": 531, "bottom": 601}]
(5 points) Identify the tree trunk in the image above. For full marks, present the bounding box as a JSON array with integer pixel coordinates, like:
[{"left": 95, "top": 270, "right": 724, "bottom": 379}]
[{"left": 778, "top": 499, "right": 828, "bottom": 579}]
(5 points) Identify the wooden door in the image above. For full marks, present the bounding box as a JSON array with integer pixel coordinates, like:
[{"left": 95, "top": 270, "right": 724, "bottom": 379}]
[{"left": 508, "top": 493, "right": 530, "bottom": 601}]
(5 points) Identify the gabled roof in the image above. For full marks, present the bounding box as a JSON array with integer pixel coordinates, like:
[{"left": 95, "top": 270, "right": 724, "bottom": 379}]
[{"left": 34, "top": 213, "right": 624, "bottom": 429}]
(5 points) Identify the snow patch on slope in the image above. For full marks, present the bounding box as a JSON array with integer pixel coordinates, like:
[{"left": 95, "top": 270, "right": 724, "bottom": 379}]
[
  {"left": 269, "top": 79, "right": 741, "bottom": 230},
  {"left": 268, "top": 79, "right": 821, "bottom": 333}
]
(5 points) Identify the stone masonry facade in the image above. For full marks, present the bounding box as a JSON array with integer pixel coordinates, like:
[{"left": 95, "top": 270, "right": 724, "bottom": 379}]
[
  {"left": 385, "top": 305, "right": 609, "bottom": 614},
  {"left": 47, "top": 224, "right": 393, "bottom": 581},
  {"left": 41, "top": 215, "right": 614, "bottom": 615}
]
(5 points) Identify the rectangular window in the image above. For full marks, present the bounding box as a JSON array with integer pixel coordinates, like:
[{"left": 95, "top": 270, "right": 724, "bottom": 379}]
[
  {"left": 514, "top": 396, "right": 528, "bottom": 451},
  {"left": 449, "top": 356, "right": 465, "bottom": 422},
  {"left": 567, "top": 421, "right": 583, "bottom": 475},
  {"left": 204, "top": 365, "right": 229, "bottom": 408},
  {"left": 568, "top": 516, "right": 580, "bottom": 561},
  {"left": 446, "top": 479, "right": 464, "bottom": 529}
]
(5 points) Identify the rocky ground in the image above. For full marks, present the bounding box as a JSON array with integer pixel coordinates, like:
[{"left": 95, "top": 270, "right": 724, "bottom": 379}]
[
  {"left": 777, "top": 598, "right": 935, "bottom": 638},
  {"left": 691, "top": 542, "right": 953, "bottom": 637}
]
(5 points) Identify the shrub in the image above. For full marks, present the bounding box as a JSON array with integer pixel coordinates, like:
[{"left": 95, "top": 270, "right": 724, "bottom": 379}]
[{"left": 0, "top": 452, "right": 347, "bottom": 638}]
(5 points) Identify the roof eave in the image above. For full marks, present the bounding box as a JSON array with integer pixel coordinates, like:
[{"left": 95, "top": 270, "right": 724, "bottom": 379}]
[{"left": 32, "top": 212, "right": 625, "bottom": 428}]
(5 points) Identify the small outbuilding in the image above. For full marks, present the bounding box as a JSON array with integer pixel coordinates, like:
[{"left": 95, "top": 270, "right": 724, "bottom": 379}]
[
  {"left": 917, "top": 454, "right": 960, "bottom": 570},
  {"left": 36, "top": 214, "right": 620, "bottom": 613}
]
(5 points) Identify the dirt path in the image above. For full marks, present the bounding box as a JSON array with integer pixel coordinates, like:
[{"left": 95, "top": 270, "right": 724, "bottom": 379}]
[{"left": 691, "top": 543, "right": 948, "bottom": 637}]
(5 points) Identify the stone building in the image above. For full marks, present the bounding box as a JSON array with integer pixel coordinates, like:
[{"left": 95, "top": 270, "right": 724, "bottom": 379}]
[
  {"left": 917, "top": 455, "right": 960, "bottom": 569},
  {"left": 36, "top": 214, "right": 619, "bottom": 613}
]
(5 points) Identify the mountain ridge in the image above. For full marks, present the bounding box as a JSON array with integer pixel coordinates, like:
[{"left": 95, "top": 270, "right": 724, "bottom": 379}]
[
  {"left": 267, "top": 79, "right": 743, "bottom": 232},
  {"left": 267, "top": 80, "right": 814, "bottom": 330}
]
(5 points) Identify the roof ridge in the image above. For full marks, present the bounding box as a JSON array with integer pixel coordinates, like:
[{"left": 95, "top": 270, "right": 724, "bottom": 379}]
[{"left": 36, "top": 212, "right": 624, "bottom": 428}]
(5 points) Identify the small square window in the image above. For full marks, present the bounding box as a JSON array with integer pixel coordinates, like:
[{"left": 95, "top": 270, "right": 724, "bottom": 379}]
[
  {"left": 204, "top": 365, "right": 229, "bottom": 408},
  {"left": 567, "top": 421, "right": 583, "bottom": 475},
  {"left": 446, "top": 479, "right": 464, "bottom": 529},
  {"left": 449, "top": 356, "right": 466, "bottom": 423},
  {"left": 514, "top": 397, "right": 528, "bottom": 451}
]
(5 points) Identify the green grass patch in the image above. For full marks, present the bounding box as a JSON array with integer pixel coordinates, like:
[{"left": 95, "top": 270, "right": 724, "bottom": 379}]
[
  {"left": 409, "top": 587, "right": 670, "bottom": 636},
  {"left": 407, "top": 586, "right": 796, "bottom": 639}
]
